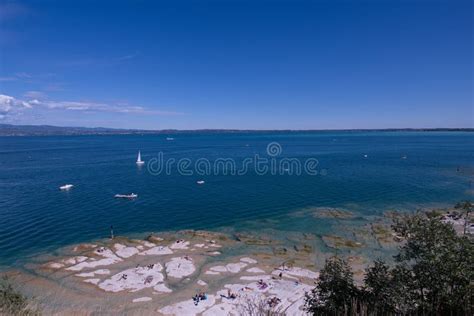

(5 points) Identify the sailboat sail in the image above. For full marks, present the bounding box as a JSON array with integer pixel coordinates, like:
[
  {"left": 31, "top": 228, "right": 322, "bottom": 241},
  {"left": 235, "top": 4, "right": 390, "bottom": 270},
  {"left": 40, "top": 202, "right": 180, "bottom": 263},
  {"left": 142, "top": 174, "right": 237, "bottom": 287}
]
[{"left": 136, "top": 151, "right": 144, "bottom": 164}]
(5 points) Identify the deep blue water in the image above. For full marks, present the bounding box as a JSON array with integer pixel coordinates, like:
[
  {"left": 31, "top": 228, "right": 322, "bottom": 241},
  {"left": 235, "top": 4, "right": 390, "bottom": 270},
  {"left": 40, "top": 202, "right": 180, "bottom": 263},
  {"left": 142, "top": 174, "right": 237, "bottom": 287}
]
[{"left": 0, "top": 131, "right": 473, "bottom": 267}]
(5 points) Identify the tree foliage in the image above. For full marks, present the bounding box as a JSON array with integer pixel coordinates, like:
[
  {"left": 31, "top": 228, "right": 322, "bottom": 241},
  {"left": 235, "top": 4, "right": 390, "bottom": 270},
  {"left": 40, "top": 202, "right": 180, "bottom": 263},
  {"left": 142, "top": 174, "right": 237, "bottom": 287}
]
[
  {"left": 237, "top": 296, "right": 285, "bottom": 316},
  {"left": 305, "top": 256, "right": 359, "bottom": 315},
  {"left": 362, "top": 259, "right": 396, "bottom": 314},
  {"left": 392, "top": 212, "right": 474, "bottom": 314}
]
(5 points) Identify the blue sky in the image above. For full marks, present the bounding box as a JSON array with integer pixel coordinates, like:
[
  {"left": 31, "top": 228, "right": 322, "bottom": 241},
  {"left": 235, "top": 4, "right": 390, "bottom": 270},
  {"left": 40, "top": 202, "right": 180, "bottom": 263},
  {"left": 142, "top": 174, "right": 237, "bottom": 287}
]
[{"left": 0, "top": 0, "right": 472, "bottom": 129}]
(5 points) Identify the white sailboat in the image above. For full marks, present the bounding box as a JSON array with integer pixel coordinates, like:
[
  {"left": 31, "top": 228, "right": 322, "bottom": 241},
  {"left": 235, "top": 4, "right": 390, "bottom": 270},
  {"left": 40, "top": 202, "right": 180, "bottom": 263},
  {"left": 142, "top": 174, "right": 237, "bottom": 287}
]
[{"left": 136, "top": 151, "right": 145, "bottom": 165}]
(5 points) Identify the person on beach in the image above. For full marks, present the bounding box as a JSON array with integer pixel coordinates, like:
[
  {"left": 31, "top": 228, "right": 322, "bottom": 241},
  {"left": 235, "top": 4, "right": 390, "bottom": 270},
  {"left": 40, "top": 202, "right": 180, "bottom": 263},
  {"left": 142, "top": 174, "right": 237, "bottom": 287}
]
[
  {"left": 268, "top": 297, "right": 281, "bottom": 308},
  {"left": 193, "top": 292, "right": 207, "bottom": 305},
  {"left": 257, "top": 279, "right": 268, "bottom": 290},
  {"left": 193, "top": 294, "right": 199, "bottom": 306},
  {"left": 144, "top": 276, "right": 153, "bottom": 284}
]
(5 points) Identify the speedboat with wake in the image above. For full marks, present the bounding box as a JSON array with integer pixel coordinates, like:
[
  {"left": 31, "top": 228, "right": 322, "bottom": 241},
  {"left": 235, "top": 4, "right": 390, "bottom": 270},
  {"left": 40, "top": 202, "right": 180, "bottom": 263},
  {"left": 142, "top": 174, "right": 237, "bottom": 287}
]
[{"left": 114, "top": 193, "right": 138, "bottom": 199}]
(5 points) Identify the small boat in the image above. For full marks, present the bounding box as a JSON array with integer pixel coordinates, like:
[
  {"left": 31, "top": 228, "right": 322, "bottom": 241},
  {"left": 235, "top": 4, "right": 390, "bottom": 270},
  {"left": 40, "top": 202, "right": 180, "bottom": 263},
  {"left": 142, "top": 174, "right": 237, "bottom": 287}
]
[
  {"left": 166, "top": 137, "right": 175, "bottom": 141},
  {"left": 401, "top": 155, "right": 407, "bottom": 159},
  {"left": 136, "top": 151, "right": 145, "bottom": 165},
  {"left": 196, "top": 180, "right": 205, "bottom": 185},
  {"left": 363, "top": 154, "right": 368, "bottom": 158},
  {"left": 115, "top": 193, "right": 138, "bottom": 199},
  {"left": 60, "top": 184, "right": 74, "bottom": 190}
]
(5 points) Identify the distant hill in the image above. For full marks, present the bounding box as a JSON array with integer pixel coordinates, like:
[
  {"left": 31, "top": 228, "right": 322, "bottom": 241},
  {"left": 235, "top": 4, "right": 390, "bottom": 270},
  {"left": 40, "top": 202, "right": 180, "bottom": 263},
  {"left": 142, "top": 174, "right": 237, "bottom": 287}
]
[
  {"left": 0, "top": 124, "right": 162, "bottom": 136},
  {"left": 0, "top": 124, "right": 472, "bottom": 136}
]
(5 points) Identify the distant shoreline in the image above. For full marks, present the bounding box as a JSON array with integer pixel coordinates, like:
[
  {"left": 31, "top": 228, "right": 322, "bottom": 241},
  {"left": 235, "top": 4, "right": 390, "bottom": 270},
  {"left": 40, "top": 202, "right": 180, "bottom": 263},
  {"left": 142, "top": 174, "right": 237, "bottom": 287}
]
[{"left": 0, "top": 123, "right": 473, "bottom": 137}]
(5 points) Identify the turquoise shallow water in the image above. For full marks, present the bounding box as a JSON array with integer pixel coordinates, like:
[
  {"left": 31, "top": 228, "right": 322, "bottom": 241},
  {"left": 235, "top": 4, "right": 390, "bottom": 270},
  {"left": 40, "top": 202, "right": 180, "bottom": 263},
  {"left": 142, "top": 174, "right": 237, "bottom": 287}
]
[{"left": 0, "top": 131, "right": 473, "bottom": 267}]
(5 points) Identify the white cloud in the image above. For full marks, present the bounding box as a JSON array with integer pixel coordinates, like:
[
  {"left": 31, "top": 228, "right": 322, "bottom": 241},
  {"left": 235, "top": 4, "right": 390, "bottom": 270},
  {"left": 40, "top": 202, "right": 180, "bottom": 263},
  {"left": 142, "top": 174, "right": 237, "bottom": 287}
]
[
  {"left": 115, "top": 52, "right": 140, "bottom": 62},
  {"left": 0, "top": 93, "right": 183, "bottom": 120},
  {"left": 0, "top": 2, "right": 29, "bottom": 20},
  {"left": 0, "top": 72, "right": 55, "bottom": 83},
  {"left": 15, "top": 72, "right": 33, "bottom": 79},
  {"left": 24, "top": 90, "right": 47, "bottom": 99},
  {"left": 0, "top": 94, "right": 31, "bottom": 112},
  {"left": 0, "top": 94, "right": 33, "bottom": 120},
  {"left": 36, "top": 100, "right": 182, "bottom": 115},
  {"left": 0, "top": 77, "right": 18, "bottom": 82},
  {"left": 59, "top": 52, "right": 140, "bottom": 67}
]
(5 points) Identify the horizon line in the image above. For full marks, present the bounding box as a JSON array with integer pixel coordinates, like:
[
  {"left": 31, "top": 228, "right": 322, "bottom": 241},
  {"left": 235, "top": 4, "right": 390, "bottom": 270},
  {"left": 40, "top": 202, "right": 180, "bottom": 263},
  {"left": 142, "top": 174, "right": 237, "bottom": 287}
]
[{"left": 1, "top": 123, "right": 473, "bottom": 133}]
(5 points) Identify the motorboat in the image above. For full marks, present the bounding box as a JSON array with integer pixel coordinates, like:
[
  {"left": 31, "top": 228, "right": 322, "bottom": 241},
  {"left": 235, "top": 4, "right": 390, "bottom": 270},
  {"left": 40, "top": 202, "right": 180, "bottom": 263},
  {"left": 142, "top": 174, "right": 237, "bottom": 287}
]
[
  {"left": 60, "top": 184, "right": 74, "bottom": 190},
  {"left": 115, "top": 193, "right": 138, "bottom": 199}
]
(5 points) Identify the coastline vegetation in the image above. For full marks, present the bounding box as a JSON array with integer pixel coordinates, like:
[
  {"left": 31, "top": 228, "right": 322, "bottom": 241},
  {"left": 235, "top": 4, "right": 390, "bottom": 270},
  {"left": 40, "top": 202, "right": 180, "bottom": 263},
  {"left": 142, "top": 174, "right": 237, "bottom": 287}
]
[{"left": 305, "top": 202, "right": 474, "bottom": 315}]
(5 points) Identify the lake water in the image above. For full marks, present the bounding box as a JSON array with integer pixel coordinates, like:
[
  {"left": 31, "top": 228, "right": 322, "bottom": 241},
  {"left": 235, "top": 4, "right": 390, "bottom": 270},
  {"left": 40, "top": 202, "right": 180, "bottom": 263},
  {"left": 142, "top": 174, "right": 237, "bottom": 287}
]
[{"left": 0, "top": 131, "right": 472, "bottom": 267}]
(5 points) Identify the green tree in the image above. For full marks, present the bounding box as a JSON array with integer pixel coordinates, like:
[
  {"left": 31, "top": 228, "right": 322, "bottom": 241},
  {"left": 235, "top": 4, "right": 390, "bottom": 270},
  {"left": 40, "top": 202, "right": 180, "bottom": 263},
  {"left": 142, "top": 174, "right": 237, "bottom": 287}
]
[
  {"left": 362, "top": 259, "right": 396, "bottom": 314},
  {"left": 392, "top": 212, "right": 474, "bottom": 314},
  {"left": 304, "top": 256, "right": 359, "bottom": 315}
]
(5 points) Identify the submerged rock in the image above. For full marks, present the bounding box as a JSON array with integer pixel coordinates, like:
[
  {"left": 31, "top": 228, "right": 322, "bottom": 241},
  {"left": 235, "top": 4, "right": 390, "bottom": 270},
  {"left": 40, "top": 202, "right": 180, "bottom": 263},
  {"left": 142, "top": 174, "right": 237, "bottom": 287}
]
[
  {"left": 322, "top": 235, "right": 363, "bottom": 249},
  {"left": 312, "top": 207, "right": 355, "bottom": 219},
  {"left": 293, "top": 244, "right": 312, "bottom": 253},
  {"left": 233, "top": 233, "right": 274, "bottom": 245}
]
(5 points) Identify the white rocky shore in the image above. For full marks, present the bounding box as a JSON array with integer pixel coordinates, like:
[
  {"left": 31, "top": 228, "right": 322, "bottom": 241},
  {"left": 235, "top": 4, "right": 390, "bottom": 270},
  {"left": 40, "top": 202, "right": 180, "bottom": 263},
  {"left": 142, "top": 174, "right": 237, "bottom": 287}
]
[
  {"left": 159, "top": 276, "right": 314, "bottom": 315},
  {"left": 39, "top": 234, "right": 320, "bottom": 315}
]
